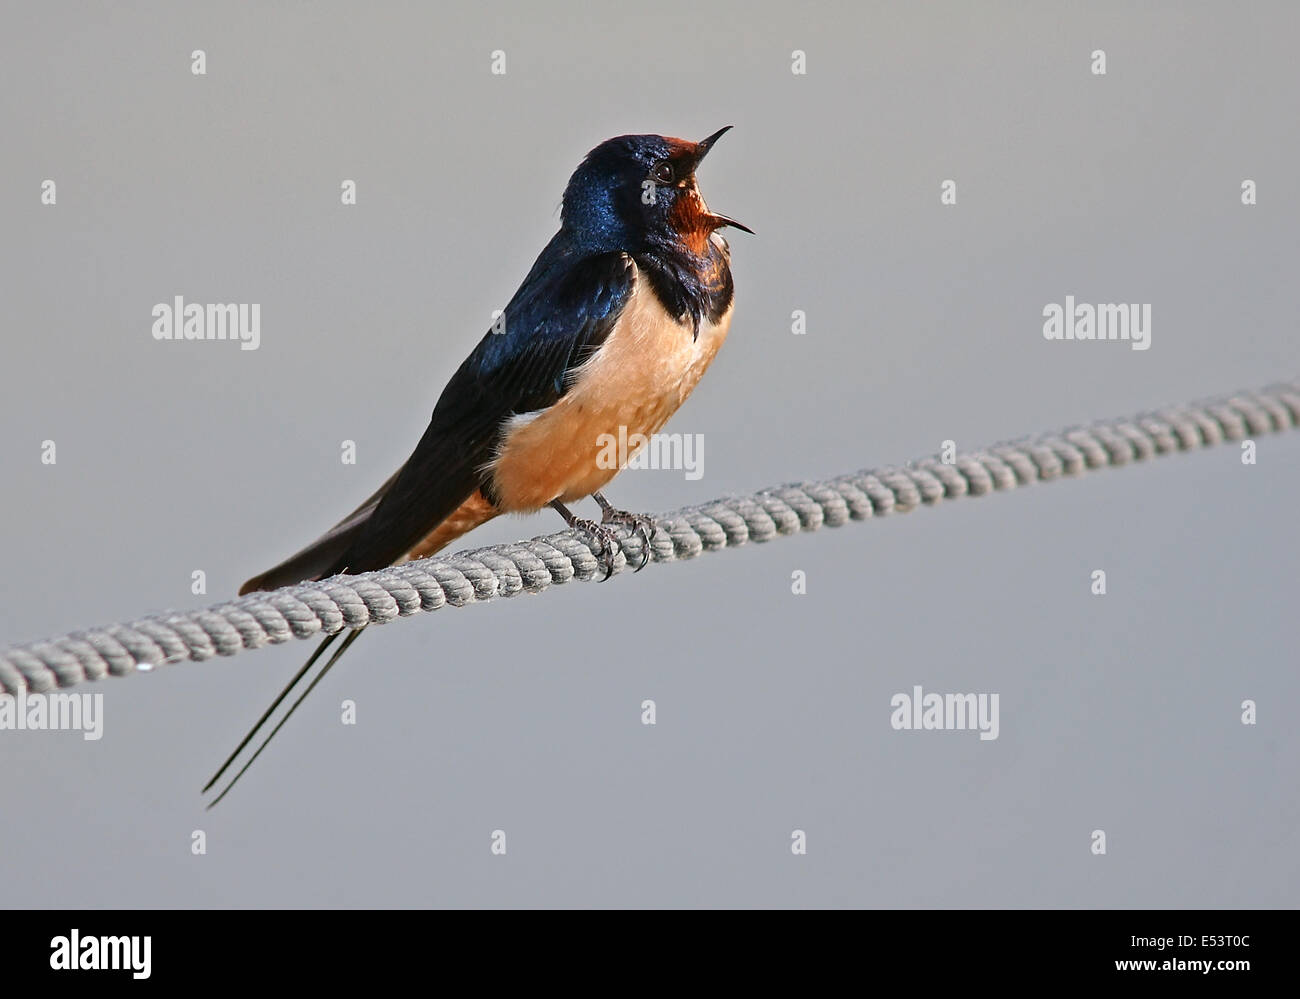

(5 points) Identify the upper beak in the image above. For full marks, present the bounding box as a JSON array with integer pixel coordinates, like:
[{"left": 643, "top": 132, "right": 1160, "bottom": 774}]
[
  {"left": 695, "top": 125, "right": 734, "bottom": 159},
  {"left": 693, "top": 126, "right": 754, "bottom": 235}
]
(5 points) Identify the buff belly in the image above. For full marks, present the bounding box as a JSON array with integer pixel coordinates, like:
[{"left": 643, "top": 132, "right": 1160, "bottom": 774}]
[
  {"left": 490, "top": 281, "right": 732, "bottom": 511},
  {"left": 400, "top": 280, "right": 731, "bottom": 563}
]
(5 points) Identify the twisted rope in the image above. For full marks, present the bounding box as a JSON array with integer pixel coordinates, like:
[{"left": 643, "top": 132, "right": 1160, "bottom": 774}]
[{"left": 3, "top": 380, "right": 1297, "bottom": 696}]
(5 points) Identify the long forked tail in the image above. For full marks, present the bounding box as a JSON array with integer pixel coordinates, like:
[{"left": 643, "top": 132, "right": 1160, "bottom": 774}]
[
  {"left": 202, "top": 628, "right": 365, "bottom": 808},
  {"left": 212, "top": 481, "right": 499, "bottom": 803}
]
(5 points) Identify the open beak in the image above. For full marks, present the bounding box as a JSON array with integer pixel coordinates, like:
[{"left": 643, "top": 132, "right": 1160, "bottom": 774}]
[{"left": 693, "top": 126, "right": 754, "bottom": 235}]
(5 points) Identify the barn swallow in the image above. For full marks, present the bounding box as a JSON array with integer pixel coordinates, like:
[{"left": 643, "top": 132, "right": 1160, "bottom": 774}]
[{"left": 204, "top": 128, "right": 750, "bottom": 805}]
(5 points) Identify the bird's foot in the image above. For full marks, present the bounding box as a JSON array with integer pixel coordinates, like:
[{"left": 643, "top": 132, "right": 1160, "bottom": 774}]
[
  {"left": 593, "top": 492, "right": 657, "bottom": 572},
  {"left": 550, "top": 500, "right": 621, "bottom": 580}
]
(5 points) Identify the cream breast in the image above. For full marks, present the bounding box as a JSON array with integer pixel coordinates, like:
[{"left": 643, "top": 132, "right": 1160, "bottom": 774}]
[{"left": 488, "top": 264, "right": 732, "bottom": 511}]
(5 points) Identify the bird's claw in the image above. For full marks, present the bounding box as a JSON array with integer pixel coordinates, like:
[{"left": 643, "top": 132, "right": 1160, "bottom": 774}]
[
  {"left": 598, "top": 508, "right": 657, "bottom": 572},
  {"left": 569, "top": 518, "right": 621, "bottom": 580}
]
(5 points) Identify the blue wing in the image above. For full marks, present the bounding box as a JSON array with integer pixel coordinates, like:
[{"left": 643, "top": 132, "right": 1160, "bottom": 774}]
[{"left": 240, "top": 236, "right": 636, "bottom": 592}]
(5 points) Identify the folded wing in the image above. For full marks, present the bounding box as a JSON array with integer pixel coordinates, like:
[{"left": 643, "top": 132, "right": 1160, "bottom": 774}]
[{"left": 239, "top": 243, "right": 637, "bottom": 594}]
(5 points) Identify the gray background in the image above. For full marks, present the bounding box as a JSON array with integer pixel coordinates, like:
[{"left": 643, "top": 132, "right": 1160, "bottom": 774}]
[{"left": 1, "top": 1, "right": 1295, "bottom": 907}]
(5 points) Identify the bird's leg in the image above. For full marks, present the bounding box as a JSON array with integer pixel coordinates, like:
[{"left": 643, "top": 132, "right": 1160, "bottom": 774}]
[
  {"left": 550, "top": 499, "right": 620, "bottom": 580},
  {"left": 592, "top": 491, "right": 657, "bottom": 572}
]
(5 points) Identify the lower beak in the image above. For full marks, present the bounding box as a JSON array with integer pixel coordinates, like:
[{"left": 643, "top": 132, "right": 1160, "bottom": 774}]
[{"left": 707, "top": 212, "right": 755, "bottom": 235}]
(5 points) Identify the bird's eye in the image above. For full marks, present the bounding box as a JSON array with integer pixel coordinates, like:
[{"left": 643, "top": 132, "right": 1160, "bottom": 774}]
[{"left": 651, "top": 161, "right": 674, "bottom": 184}]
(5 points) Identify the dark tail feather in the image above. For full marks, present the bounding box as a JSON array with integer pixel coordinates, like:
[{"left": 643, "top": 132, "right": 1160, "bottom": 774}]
[
  {"left": 202, "top": 630, "right": 342, "bottom": 792},
  {"left": 238, "top": 469, "right": 403, "bottom": 595},
  {"left": 238, "top": 519, "right": 368, "bottom": 595},
  {"left": 203, "top": 628, "right": 365, "bottom": 808}
]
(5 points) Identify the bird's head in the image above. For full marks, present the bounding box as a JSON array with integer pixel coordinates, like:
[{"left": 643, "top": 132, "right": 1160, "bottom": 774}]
[{"left": 561, "top": 127, "right": 752, "bottom": 256}]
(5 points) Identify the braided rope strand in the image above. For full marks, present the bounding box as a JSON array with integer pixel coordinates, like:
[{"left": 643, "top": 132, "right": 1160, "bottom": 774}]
[{"left": 2, "top": 380, "right": 1296, "bottom": 696}]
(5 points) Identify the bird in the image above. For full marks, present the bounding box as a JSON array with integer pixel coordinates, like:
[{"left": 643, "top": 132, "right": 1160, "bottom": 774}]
[{"left": 203, "top": 127, "right": 750, "bottom": 806}]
